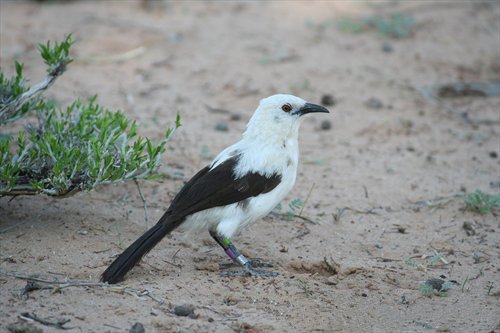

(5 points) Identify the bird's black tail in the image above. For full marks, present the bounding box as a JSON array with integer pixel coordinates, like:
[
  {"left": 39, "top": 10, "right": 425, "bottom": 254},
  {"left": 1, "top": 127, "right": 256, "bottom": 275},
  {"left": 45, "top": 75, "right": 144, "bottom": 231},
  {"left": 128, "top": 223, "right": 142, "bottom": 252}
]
[{"left": 101, "top": 214, "right": 180, "bottom": 284}]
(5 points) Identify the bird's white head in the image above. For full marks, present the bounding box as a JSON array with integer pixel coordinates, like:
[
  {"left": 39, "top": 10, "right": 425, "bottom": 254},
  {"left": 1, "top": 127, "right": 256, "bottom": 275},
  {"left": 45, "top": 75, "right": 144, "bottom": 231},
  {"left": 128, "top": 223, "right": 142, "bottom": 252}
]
[{"left": 243, "top": 94, "right": 330, "bottom": 142}]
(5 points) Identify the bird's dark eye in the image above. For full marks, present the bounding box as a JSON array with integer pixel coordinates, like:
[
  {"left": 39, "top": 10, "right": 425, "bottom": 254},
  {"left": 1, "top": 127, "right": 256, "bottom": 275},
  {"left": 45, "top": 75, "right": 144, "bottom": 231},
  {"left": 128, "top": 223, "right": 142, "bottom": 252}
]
[{"left": 281, "top": 104, "right": 292, "bottom": 112}]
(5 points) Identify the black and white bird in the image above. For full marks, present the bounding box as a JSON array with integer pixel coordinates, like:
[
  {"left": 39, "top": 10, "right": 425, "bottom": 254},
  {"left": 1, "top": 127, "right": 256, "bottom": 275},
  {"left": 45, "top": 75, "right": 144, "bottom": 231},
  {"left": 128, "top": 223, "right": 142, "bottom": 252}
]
[{"left": 101, "top": 94, "right": 329, "bottom": 284}]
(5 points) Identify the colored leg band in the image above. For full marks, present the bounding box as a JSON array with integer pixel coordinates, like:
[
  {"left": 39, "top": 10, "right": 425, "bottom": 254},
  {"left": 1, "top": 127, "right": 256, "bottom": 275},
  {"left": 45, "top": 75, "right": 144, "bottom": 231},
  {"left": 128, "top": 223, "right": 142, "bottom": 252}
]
[
  {"left": 224, "top": 244, "right": 239, "bottom": 260},
  {"left": 225, "top": 245, "right": 249, "bottom": 267},
  {"left": 235, "top": 254, "right": 249, "bottom": 266},
  {"left": 209, "top": 230, "right": 249, "bottom": 266}
]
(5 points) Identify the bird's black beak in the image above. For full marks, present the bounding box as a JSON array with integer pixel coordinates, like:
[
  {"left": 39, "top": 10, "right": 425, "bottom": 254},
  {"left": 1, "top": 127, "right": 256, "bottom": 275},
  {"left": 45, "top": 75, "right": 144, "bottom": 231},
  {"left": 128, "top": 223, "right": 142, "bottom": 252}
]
[{"left": 298, "top": 103, "right": 330, "bottom": 116}]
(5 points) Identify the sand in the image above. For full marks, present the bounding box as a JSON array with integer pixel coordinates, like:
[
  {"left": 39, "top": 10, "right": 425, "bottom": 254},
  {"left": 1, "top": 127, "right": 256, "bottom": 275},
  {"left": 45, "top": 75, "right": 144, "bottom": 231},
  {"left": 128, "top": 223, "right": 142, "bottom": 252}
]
[{"left": 1, "top": 1, "right": 499, "bottom": 332}]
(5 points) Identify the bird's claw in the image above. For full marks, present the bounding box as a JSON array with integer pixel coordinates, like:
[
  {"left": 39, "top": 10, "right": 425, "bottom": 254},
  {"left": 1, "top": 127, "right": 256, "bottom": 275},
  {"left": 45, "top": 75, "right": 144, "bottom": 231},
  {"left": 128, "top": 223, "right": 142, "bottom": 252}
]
[{"left": 220, "top": 260, "right": 278, "bottom": 277}]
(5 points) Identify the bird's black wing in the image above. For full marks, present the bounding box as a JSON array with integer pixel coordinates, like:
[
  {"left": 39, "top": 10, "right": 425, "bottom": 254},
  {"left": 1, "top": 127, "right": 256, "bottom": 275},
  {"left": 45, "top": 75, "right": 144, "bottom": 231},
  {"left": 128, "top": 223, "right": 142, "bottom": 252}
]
[{"left": 167, "top": 155, "right": 282, "bottom": 221}]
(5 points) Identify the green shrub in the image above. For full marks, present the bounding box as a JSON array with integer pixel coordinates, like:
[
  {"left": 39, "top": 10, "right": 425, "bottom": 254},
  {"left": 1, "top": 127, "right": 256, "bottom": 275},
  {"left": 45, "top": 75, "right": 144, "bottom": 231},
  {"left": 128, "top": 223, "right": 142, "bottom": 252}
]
[{"left": 0, "top": 35, "right": 179, "bottom": 196}]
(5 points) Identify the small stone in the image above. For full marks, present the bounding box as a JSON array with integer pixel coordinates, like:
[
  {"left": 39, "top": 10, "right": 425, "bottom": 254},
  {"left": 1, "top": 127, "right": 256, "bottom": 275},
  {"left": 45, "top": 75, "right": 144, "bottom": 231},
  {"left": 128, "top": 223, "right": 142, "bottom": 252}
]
[
  {"left": 489, "top": 151, "right": 498, "bottom": 158},
  {"left": 463, "top": 221, "right": 476, "bottom": 236},
  {"left": 425, "top": 278, "right": 449, "bottom": 292},
  {"left": 490, "top": 180, "right": 500, "bottom": 189},
  {"left": 214, "top": 121, "right": 228, "bottom": 132},
  {"left": 374, "top": 243, "right": 383, "bottom": 249},
  {"left": 320, "top": 120, "right": 332, "bottom": 130},
  {"left": 396, "top": 226, "right": 406, "bottom": 234},
  {"left": 129, "top": 322, "right": 145, "bottom": 333},
  {"left": 365, "top": 97, "right": 383, "bottom": 109},
  {"left": 230, "top": 113, "right": 242, "bottom": 121},
  {"left": 382, "top": 43, "right": 393, "bottom": 53},
  {"left": 173, "top": 305, "right": 194, "bottom": 317},
  {"left": 321, "top": 94, "right": 336, "bottom": 106},
  {"left": 361, "top": 292, "right": 368, "bottom": 297}
]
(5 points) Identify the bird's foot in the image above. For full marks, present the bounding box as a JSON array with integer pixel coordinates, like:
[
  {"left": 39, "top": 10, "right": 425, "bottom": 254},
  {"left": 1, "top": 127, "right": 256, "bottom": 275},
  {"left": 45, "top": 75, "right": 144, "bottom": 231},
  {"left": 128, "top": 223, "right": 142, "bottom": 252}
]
[
  {"left": 220, "top": 260, "right": 278, "bottom": 277},
  {"left": 219, "top": 258, "right": 274, "bottom": 269}
]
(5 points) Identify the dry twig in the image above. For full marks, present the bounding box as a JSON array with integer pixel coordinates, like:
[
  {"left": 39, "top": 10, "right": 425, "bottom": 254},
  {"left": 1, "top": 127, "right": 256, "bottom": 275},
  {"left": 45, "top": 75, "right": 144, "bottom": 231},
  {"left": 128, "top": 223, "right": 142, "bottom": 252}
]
[
  {"left": 19, "top": 312, "right": 72, "bottom": 330},
  {"left": 0, "top": 268, "right": 165, "bottom": 304}
]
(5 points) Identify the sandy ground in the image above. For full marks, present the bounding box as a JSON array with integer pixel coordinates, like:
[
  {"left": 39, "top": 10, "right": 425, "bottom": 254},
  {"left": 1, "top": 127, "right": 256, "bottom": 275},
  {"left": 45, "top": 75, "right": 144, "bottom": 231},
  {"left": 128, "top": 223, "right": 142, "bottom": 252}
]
[{"left": 1, "top": 1, "right": 499, "bottom": 332}]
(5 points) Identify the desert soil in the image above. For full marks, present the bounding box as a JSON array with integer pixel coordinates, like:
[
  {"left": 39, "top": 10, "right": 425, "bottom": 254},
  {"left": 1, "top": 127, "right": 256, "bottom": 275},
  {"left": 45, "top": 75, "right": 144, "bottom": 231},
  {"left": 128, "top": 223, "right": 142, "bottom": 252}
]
[{"left": 1, "top": 1, "right": 499, "bottom": 332}]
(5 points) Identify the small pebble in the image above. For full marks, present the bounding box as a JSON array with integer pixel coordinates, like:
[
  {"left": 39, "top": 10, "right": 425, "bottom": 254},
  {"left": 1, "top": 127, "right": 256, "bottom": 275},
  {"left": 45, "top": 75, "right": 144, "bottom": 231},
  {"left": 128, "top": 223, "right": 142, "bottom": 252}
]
[
  {"left": 230, "top": 113, "right": 242, "bottom": 121},
  {"left": 425, "top": 278, "right": 449, "bottom": 292},
  {"left": 320, "top": 120, "right": 332, "bottom": 130},
  {"left": 214, "top": 121, "right": 229, "bottom": 132},
  {"left": 489, "top": 151, "right": 498, "bottom": 158},
  {"left": 490, "top": 180, "right": 500, "bottom": 189},
  {"left": 173, "top": 305, "right": 194, "bottom": 317},
  {"left": 463, "top": 221, "right": 476, "bottom": 236},
  {"left": 374, "top": 243, "right": 383, "bottom": 249},
  {"left": 365, "top": 97, "right": 383, "bottom": 109},
  {"left": 382, "top": 43, "right": 393, "bottom": 53},
  {"left": 129, "top": 322, "right": 145, "bottom": 333},
  {"left": 321, "top": 94, "right": 336, "bottom": 106}
]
